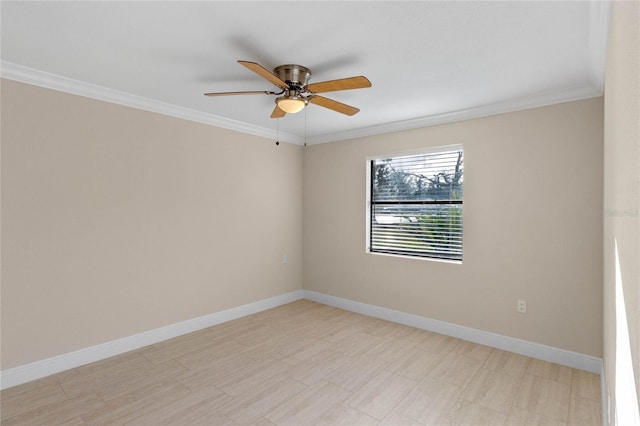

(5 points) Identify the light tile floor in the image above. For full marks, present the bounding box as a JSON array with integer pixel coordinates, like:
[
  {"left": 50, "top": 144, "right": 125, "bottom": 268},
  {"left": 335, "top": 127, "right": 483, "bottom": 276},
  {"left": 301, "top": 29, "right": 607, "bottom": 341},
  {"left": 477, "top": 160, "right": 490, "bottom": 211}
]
[{"left": 0, "top": 300, "right": 601, "bottom": 425}]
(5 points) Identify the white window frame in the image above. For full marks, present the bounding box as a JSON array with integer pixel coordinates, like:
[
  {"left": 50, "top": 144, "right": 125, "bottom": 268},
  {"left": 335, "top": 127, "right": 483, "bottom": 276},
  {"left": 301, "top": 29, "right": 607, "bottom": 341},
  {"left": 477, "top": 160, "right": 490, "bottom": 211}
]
[{"left": 366, "top": 145, "right": 464, "bottom": 263}]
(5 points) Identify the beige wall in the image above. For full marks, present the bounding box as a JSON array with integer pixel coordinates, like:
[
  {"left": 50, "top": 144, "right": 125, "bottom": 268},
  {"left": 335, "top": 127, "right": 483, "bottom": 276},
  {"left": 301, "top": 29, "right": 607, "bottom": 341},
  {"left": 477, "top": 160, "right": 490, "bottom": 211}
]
[
  {"left": 304, "top": 98, "right": 604, "bottom": 357},
  {"left": 1, "top": 77, "right": 607, "bottom": 372},
  {"left": 0, "top": 79, "right": 303, "bottom": 369},
  {"left": 603, "top": 0, "right": 640, "bottom": 422}
]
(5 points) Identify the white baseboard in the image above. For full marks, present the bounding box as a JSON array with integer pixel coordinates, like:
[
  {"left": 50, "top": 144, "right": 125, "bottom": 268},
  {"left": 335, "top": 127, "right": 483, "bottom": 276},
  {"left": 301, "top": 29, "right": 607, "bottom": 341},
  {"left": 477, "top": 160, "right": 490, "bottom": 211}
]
[
  {"left": 0, "top": 290, "right": 304, "bottom": 390},
  {"left": 303, "top": 290, "right": 602, "bottom": 374},
  {"left": 1, "top": 288, "right": 602, "bottom": 391}
]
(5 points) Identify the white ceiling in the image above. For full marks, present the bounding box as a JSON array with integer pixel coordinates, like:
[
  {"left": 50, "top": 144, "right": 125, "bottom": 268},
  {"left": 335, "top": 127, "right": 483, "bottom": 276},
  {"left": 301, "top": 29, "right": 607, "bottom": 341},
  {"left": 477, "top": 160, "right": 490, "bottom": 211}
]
[{"left": 1, "top": 1, "right": 609, "bottom": 145}]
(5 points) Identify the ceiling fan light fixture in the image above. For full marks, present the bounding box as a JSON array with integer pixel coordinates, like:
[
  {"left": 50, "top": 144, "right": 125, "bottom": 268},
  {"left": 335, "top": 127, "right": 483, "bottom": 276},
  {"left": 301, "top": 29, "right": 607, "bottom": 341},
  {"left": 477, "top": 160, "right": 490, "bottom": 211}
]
[{"left": 276, "top": 95, "right": 308, "bottom": 114}]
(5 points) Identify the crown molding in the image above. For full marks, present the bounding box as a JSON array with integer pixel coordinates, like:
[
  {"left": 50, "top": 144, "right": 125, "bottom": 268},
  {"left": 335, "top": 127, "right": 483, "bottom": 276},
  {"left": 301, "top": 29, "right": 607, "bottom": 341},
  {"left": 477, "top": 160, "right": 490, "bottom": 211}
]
[
  {"left": 1, "top": 55, "right": 605, "bottom": 147},
  {"left": 0, "top": 61, "right": 304, "bottom": 145},
  {"left": 305, "top": 83, "right": 603, "bottom": 145}
]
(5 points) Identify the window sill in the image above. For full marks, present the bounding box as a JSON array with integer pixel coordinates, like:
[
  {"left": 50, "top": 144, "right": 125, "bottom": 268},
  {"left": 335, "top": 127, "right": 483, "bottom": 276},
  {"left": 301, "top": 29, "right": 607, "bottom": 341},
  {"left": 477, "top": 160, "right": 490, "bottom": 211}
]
[{"left": 366, "top": 250, "right": 463, "bottom": 265}]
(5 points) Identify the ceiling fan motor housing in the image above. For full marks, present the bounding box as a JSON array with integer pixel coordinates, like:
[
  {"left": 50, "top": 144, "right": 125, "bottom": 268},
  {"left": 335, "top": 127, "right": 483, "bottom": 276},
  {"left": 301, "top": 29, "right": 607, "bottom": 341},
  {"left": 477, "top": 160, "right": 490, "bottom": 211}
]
[{"left": 273, "top": 64, "right": 312, "bottom": 90}]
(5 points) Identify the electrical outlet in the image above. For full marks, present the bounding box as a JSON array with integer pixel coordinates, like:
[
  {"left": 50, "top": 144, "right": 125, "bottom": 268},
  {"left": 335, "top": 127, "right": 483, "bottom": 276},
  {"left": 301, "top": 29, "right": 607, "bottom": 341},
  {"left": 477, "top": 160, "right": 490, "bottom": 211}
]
[
  {"left": 517, "top": 299, "right": 527, "bottom": 314},
  {"left": 282, "top": 254, "right": 288, "bottom": 264}
]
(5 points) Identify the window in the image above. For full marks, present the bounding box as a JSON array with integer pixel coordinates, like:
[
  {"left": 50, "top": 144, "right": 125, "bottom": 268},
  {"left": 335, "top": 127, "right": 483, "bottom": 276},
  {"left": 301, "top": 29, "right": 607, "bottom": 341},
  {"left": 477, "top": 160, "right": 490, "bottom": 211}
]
[{"left": 368, "top": 146, "right": 463, "bottom": 261}]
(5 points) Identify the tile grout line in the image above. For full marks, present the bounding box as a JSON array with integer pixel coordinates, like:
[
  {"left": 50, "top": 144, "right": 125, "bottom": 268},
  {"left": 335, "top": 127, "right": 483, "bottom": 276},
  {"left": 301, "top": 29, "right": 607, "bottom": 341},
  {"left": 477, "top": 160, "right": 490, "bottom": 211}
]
[{"left": 502, "top": 356, "right": 532, "bottom": 424}]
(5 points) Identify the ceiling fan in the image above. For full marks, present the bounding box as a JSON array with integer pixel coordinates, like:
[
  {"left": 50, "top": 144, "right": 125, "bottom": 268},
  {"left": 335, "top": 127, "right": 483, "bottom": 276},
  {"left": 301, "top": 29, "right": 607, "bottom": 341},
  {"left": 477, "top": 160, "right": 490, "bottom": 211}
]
[{"left": 205, "top": 60, "right": 372, "bottom": 118}]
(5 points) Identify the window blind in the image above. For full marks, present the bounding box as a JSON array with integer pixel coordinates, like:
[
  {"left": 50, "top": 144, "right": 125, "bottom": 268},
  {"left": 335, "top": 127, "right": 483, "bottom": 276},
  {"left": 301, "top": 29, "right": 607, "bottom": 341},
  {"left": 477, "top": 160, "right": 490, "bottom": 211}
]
[{"left": 370, "top": 149, "right": 463, "bottom": 261}]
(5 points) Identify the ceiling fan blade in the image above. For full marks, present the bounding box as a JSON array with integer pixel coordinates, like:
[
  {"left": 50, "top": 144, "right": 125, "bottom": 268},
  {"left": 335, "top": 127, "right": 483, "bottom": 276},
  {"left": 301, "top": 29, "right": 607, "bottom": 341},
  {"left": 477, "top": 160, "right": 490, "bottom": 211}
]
[
  {"left": 307, "top": 76, "right": 371, "bottom": 93},
  {"left": 270, "top": 105, "right": 286, "bottom": 118},
  {"left": 204, "top": 90, "right": 278, "bottom": 96},
  {"left": 238, "top": 60, "right": 289, "bottom": 89},
  {"left": 309, "top": 95, "right": 360, "bottom": 116}
]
